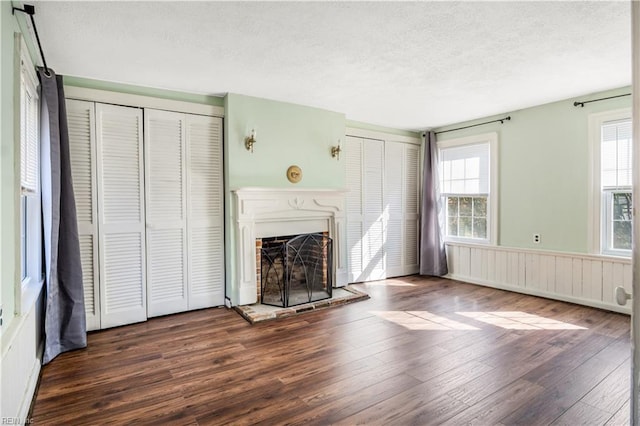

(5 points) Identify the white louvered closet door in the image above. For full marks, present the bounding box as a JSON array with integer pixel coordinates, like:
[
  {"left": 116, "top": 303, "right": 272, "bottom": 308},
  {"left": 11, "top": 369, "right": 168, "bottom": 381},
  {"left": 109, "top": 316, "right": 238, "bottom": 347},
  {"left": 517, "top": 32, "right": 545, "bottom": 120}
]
[
  {"left": 347, "top": 136, "right": 421, "bottom": 284},
  {"left": 403, "top": 144, "right": 420, "bottom": 275},
  {"left": 346, "top": 136, "right": 386, "bottom": 282},
  {"left": 186, "top": 114, "right": 224, "bottom": 308},
  {"left": 345, "top": 136, "right": 364, "bottom": 282},
  {"left": 362, "top": 139, "right": 386, "bottom": 281},
  {"left": 95, "top": 103, "right": 147, "bottom": 328},
  {"left": 66, "top": 99, "right": 100, "bottom": 331},
  {"left": 385, "top": 142, "right": 404, "bottom": 276},
  {"left": 385, "top": 141, "right": 420, "bottom": 277},
  {"left": 145, "top": 109, "right": 188, "bottom": 317}
]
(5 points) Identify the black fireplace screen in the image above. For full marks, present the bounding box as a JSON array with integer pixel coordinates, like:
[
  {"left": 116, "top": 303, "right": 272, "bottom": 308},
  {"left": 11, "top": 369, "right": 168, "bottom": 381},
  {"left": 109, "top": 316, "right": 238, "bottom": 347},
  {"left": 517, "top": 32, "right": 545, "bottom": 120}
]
[{"left": 260, "top": 233, "right": 333, "bottom": 308}]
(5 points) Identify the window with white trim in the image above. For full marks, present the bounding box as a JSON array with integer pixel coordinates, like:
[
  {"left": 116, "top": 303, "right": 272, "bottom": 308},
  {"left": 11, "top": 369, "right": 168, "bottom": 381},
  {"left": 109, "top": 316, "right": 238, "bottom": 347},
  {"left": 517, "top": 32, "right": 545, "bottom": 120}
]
[
  {"left": 438, "top": 133, "right": 498, "bottom": 244},
  {"left": 600, "top": 117, "right": 632, "bottom": 255},
  {"left": 18, "top": 36, "right": 41, "bottom": 291}
]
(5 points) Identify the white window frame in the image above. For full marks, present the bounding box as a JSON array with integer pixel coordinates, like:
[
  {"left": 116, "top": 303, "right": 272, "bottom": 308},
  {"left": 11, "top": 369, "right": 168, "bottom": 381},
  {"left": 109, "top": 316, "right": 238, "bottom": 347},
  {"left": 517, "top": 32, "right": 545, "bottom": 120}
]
[
  {"left": 588, "top": 108, "right": 632, "bottom": 257},
  {"left": 437, "top": 132, "right": 498, "bottom": 245},
  {"left": 16, "top": 34, "right": 43, "bottom": 307}
]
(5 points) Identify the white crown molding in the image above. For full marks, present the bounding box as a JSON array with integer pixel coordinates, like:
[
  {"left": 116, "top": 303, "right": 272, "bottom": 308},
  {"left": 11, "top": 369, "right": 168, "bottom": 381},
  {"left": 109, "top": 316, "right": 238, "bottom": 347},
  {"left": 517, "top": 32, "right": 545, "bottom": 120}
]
[
  {"left": 64, "top": 86, "right": 224, "bottom": 117},
  {"left": 346, "top": 127, "right": 421, "bottom": 145}
]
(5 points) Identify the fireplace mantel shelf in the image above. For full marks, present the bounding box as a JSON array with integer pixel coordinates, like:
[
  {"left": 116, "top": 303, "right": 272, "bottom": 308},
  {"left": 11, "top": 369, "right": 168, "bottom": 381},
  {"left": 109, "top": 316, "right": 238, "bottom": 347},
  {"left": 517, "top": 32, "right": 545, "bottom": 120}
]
[{"left": 233, "top": 187, "right": 348, "bottom": 193}]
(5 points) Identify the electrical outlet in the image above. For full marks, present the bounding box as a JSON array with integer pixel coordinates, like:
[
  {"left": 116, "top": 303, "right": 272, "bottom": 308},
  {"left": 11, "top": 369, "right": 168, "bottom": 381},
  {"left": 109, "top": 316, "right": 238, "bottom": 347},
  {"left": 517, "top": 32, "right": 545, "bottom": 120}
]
[{"left": 533, "top": 234, "right": 541, "bottom": 244}]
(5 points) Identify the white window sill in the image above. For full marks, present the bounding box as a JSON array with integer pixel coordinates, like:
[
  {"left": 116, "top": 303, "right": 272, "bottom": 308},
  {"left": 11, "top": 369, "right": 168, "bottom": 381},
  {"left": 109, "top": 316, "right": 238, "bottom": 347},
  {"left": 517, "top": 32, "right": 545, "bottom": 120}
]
[
  {"left": 445, "top": 237, "right": 493, "bottom": 246},
  {"left": 600, "top": 250, "right": 632, "bottom": 260},
  {"left": 21, "top": 276, "right": 44, "bottom": 315}
]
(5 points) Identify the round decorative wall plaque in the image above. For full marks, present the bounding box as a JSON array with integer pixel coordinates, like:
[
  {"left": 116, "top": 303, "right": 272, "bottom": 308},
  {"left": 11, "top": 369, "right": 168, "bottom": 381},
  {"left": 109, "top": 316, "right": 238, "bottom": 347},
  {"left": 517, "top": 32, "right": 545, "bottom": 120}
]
[{"left": 286, "top": 165, "right": 302, "bottom": 183}]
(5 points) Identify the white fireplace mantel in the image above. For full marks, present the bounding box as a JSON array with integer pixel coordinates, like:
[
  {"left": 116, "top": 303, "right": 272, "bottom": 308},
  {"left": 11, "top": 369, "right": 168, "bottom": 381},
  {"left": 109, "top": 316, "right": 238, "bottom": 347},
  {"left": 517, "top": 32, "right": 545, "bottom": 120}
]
[{"left": 232, "top": 187, "right": 348, "bottom": 305}]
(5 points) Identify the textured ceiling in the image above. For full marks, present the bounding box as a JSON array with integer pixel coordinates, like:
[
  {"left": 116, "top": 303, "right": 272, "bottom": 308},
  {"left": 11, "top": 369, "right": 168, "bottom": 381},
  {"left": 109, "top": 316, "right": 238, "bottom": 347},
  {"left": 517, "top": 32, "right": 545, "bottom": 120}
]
[{"left": 31, "top": 1, "right": 631, "bottom": 130}]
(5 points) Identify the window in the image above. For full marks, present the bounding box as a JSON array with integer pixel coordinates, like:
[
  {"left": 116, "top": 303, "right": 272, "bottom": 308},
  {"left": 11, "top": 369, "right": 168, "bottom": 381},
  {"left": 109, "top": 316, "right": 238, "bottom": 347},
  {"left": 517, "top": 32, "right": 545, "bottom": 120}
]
[
  {"left": 18, "top": 35, "right": 41, "bottom": 291},
  {"left": 438, "top": 133, "right": 498, "bottom": 244},
  {"left": 588, "top": 109, "right": 632, "bottom": 256},
  {"left": 591, "top": 113, "right": 632, "bottom": 255}
]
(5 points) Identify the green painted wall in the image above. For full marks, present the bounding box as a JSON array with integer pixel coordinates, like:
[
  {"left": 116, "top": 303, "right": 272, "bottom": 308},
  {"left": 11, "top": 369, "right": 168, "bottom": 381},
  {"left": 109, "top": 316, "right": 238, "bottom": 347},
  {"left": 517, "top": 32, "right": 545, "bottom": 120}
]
[
  {"left": 226, "top": 93, "right": 346, "bottom": 189},
  {"left": 63, "top": 75, "right": 224, "bottom": 107},
  {"left": 436, "top": 87, "right": 632, "bottom": 253}
]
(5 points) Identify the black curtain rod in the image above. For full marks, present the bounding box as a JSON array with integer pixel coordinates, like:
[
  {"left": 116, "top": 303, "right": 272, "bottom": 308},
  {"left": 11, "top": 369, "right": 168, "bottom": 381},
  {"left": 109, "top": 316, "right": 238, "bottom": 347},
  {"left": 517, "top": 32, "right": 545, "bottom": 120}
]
[
  {"left": 426, "top": 116, "right": 511, "bottom": 137},
  {"left": 13, "top": 4, "right": 50, "bottom": 77},
  {"left": 573, "top": 93, "right": 631, "bottom": 108}
]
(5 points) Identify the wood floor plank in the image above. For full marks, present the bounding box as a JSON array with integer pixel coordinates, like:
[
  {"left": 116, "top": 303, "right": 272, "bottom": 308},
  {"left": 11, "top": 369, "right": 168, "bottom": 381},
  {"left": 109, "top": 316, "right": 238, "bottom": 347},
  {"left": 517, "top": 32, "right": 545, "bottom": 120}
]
[
  {"left": 500, "top": 335, "right": 630, "bottom": 425},
  {"left": 581, "top": 358, "right": 630, "bottom": 414},
  {"left": 605, "top": 399, "right": 630, "bottom": 425},
  {"left": 520, "top": 333, "right": 618, "bottom": 388},
  {"left": 269, "top": 373, "right": 423, "bottom": 425},
  {"left": 444, "top": 378, "right": 546, "bottom": 425},
  {"left": 551, "top": 401, "right": 614, "bottom": 426},
  {"left": 446, "top": 336, "right": 567, "bottom": 407},
  {"left": 337, "top": 390, "right": 469, "bottom": 426},
  {"left": 337, "top": 361, "right": 493, "bottom": 425},
  {"left": 405, "top": 330, "right": 519, "bottom": 383},
  {"left": 30, "top": 275, "right": 631, "bottom": 425}
]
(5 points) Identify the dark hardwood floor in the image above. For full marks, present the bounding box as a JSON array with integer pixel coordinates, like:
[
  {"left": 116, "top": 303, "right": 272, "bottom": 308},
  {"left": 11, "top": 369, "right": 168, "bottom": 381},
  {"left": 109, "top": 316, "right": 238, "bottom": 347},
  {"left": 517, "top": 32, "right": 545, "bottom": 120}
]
[{"left": 31, "top": 276, "right": 631, "bottom": 425}]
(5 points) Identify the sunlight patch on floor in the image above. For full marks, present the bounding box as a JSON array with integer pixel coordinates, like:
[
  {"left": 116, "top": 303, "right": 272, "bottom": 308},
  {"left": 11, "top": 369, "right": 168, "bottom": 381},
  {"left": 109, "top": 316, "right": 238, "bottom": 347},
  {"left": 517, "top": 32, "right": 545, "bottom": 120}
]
[
  {"left": 371, "top": 310, "right": 479, "bottom": 330},
  {"left": 455, "top": 311, "right": 588, "bottom": 330}
]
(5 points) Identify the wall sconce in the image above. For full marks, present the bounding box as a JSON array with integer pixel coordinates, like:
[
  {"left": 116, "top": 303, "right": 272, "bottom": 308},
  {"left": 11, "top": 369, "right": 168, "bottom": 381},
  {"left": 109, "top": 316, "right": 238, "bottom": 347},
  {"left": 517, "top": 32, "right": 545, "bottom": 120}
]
[
  {"left": 245, "top": 129, "right": 257, "bottom": 153},
  {"left": 331, "top": 140, "right": 341, "bottom": 160}
]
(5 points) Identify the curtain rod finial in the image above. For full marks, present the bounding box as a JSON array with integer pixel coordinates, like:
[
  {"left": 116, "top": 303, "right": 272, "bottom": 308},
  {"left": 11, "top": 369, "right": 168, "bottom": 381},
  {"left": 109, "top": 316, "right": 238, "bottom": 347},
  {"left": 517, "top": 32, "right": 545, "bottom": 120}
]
[{"left": 13, "top": 4, "right": 35, "bottom": 15}]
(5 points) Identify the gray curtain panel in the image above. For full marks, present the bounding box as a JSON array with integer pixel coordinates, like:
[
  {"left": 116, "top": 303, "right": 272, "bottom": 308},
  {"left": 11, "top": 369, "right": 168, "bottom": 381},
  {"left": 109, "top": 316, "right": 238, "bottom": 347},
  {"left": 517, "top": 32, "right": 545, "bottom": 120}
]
[
  {"left": 420, "top": 131, "right": 448, "bottom": 276},
  {"left": 39, "top": 68, "right": 87, "bottom": 365}
]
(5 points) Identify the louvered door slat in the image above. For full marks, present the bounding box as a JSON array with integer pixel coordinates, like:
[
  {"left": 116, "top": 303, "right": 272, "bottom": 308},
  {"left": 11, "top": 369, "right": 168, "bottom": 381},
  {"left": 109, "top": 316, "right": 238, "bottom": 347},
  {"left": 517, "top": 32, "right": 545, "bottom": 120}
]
[
  {"left": 145, "top": 109, "right": 188, "bottom": 317},
  {"left": 96, "top": 103, "right": 146, "bottom": 328},
  {"left": 404, "top": 145, "right": 420, "bottom": 216},
  {"left": 405, "top": 219, "right": 419, "bottom": 267},
  {"left": 78, "top": 235, "right": 95, "bottom": 316},
  {"left": 363, "top": 139, "right": 384, "bottom": 217},
  {"left": 346, "top": 136, "right": 363, "bottom": 217},
  {"left": 103, "top": 233, "right": 144, "bottom": 309},
  {"left": 345, "top": 136, "right": 364, "bottom": 282},
  {"left": 362, "top": 138, "right": 386, "bottom": 281},
  {"left": 385, "top": 143, "right": 404, "bottom": 271},
  {"left": 403, "top": 144, "right": 420, "bottom": 272},
  {"left": 186, "top": 115, "right": 224, "bottom": 308},
  {"left": 66, "top": 99, "right": 100, "bottom": 331}
]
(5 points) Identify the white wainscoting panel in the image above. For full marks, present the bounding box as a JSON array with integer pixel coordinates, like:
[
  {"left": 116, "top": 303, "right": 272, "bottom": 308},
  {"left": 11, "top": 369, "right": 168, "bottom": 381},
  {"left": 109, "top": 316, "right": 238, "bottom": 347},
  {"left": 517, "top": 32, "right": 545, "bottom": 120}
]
[
  {"left": 446, "top": 243, "right": 631, "bottom": 314},
  {"left": 0, "top": 287, "right": 44, "bottom": 422}
]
